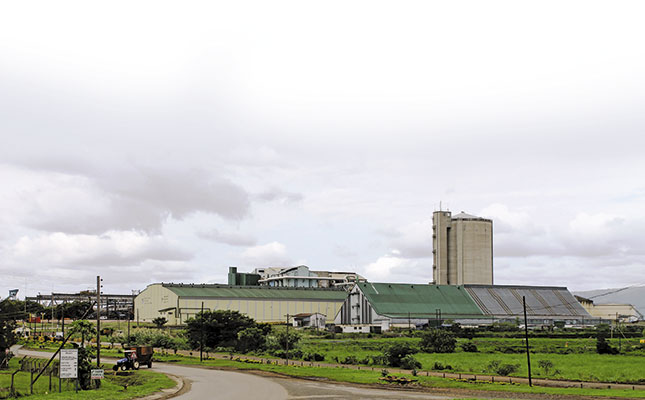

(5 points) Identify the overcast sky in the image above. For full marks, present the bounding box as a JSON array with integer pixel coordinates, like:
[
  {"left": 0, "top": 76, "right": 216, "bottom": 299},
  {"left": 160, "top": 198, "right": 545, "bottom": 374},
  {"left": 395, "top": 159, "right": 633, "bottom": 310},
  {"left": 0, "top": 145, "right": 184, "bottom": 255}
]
[{"left": 2, "top": 1, "right": 645, "bottom": 298}]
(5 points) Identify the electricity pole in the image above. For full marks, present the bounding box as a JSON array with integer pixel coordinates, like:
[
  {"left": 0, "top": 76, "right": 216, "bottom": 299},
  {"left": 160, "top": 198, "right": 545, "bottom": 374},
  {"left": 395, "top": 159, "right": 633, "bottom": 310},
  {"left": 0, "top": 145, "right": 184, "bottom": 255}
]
[
  {"left": 522, "top": 296, "right": 532, "bottom": 387},
  {"left": 96, "top": 276, "right": 102, "bottom": 367},
  {"left": 285, "top": 313, "right": 290, "bottom": 366},
  {"left": 200, "top": 302, "right": 204, "bottom": 363}
]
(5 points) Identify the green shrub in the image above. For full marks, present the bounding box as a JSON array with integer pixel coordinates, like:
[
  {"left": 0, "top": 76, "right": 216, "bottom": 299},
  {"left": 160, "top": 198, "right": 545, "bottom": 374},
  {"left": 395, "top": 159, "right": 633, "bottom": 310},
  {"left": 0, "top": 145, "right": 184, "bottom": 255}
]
[
  {"left": 303, "top": 351, "right": 325, "bottom": 361},
  {"left": 400, "top": 354, "right": 422, "bottom": 370},
  {"left": 460, "top": 341, "right": 478, "bottom": 352},
  {"left": 420, "top": 329, "right": 456, "bottom": 353},
  {"left": 383, "top": 342, "right": 419, "bottom": 367},
  {"left": 538, "top": 359, "right": 554, "bottom": 375},
  {"left": 340, "top": 355, "right": 358, "bottom": 365},
  {"left": 487, "top": 360, "right": 519, "bottom": 376},
  {"left": 432, "top": 361, "right": 453, "bottom": 370}
]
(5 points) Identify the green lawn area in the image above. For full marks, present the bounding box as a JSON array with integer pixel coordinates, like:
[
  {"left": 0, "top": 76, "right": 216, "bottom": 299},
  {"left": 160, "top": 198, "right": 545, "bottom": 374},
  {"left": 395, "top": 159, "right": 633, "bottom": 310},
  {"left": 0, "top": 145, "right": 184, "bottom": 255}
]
[
  {"left": 0, "top": 358, "right": 175, "bottom": 399},
  {"left": 298, "top": 336, "right": 645, "bottom": 384},
  {"left": 151, "top": 353, "right": 645, "bottom": 399}
]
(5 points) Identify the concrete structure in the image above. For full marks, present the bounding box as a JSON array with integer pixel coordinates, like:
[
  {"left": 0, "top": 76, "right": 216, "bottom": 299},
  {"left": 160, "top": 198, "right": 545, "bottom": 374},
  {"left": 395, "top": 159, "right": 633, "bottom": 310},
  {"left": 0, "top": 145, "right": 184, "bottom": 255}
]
[
  {"left": 575, "top": 296, "right": 643, "bottom": 322},
  {"left": 252, "top": 265, "right": 365, "bottom": 288},
  {"left": 292, "top": 312, "right": 326, "bottom": 329},
  {"left": 433, "top": 211, "right": 493, "bottom": 285},
  {"left": 134, "top": 283, "right": 347, "bottom": 325}
]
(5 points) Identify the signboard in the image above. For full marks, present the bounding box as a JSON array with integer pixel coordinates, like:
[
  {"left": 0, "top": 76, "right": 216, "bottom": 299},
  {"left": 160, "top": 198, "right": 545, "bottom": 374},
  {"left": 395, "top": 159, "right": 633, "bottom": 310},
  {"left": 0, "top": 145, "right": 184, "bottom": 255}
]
[
  {"left": 91, "top": 369, "right": 104, "bottom": 379},
  {"left": 60, "top": 349, "right": 78, "bottom": 379}
]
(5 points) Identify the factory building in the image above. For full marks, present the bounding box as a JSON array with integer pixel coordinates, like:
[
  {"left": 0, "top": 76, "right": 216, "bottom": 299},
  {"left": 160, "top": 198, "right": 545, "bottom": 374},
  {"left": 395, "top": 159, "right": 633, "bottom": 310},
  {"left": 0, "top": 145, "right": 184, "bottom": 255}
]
[
  {"left": 336, "top": 283, "right": 485, "bottom": 330},
  {"left": 134, "top": 283, "right": 347, "bottom": 325},
  {"left": 575, "top": 296, "right": 643, "bottom": 323},
  {"left": 464, "top": 284, "right": 591, "bottom": 325},
  {"left": 249, "top": 265, "right": 365, "bottom": 288},
  {"left": 337, "top": 282, "right": 592, "bottom": 330},
  {"left": 433, "top": 211, "right": 493, "bottom": 285}
]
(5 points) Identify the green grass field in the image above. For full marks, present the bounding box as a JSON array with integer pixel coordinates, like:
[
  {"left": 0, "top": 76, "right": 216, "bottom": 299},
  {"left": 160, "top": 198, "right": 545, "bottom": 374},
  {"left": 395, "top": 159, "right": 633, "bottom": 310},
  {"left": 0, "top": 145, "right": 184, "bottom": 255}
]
[
  {"left": 299, "top": 336, "right": 645, "bottom": 384},
  {"left": 0, "top": 358, "right": 175, "bottom": 399},
  {"left": 149, "top": 353, "right": 645, "bottom": 399}
]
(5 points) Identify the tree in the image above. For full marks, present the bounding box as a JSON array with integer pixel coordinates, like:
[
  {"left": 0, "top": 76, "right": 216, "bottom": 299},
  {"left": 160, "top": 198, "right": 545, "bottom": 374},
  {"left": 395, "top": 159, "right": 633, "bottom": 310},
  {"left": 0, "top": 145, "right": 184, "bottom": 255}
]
[
  {"left": 420, "top": 328, "right": 456, "bottom": 353},
  {"left": 273, "top": 329, "right": 301, "bottom": 351},
  {"left": 236, "top": 327, "right": 267, "bottom": 353},
  {"left": 0, "top": 299, "right": 19, "bottom": 368},
  {"left": 383, "top": 342, "right": 418, "bottom": 367},
  {"left": 70, "top": 320, "right": 96, "bottom": 347},
  {"left": 184, "top": 310, "right": 256, "bottom": 349},
  {"left": 152, "top": 317, "right": 167, "bottom": 329}
]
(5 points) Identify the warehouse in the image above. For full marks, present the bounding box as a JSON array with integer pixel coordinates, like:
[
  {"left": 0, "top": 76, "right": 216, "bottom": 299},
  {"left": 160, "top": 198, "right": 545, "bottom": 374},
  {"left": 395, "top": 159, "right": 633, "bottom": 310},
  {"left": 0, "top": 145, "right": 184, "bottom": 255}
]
[
  {"left": 336, "top": 282, "right": 593, "bottom": 330},
  {"left": 464, "top": 284, "right": 592, "bottom": 325},
  {"left": 335, "top": 282, "right": 485, "bottom": 330},
  {"left": 134, "top": 283, "right": 348, "bottom": 325}
]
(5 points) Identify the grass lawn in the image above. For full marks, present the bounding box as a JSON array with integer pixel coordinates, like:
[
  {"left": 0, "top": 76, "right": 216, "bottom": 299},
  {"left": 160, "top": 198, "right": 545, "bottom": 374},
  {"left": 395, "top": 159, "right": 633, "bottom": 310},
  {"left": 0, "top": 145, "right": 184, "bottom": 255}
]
[
  {"left": 299, "top": 336, "right": 645, "bottom": 384},
  {"left": 151, "top": 353, "right": 645, "bottom": 399},
  {"left": 0, "top": 358, "right": 175, "bottom": 399}
]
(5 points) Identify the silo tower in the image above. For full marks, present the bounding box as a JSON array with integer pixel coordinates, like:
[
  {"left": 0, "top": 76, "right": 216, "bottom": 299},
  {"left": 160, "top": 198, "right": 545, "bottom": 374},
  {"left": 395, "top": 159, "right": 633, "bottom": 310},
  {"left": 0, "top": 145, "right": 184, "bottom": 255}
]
[{"left": 432, "top": 210, "right": 493, "bottom": 285}]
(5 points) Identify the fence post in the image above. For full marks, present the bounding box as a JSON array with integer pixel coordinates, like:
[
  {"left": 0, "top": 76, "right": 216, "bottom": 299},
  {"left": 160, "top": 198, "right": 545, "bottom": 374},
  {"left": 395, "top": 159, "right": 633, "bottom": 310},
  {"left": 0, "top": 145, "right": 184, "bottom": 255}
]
[{"left": 30, "top": 364, "right": 34, "bottom": 394}]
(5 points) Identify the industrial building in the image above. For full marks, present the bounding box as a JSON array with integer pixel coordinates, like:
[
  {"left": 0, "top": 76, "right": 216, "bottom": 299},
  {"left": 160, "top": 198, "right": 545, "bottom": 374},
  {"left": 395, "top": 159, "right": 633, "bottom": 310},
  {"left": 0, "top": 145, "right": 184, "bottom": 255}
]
[
  {"left": 575, "top": 296, "right": 643, "bottom": 322},
  {"left": 433, "top": 211, "right": 493, "bottom": 285},
  {"left": 336, "top": 282, "right": 592, "bottom": 330},
  {"left": 228, "top": 265, "right": 365, "bottom": 288},
  {"left": 134, "top": 283, "right": 347, "bottom": 325}
]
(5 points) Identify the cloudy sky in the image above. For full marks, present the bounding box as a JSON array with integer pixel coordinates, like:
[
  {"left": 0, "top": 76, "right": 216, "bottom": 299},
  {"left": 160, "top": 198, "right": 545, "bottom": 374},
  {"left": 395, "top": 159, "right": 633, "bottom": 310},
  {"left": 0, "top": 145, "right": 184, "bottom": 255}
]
[{"left": 2, "top": 1, "right": 644, "bottom": 298}]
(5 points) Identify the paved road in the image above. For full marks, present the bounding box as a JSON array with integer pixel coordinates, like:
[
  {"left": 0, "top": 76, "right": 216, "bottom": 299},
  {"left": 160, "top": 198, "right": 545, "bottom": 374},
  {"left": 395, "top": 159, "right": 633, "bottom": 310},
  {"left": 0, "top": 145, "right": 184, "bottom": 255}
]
[{"left": 13, "top": 346, "right": 454, "bottom": 399}]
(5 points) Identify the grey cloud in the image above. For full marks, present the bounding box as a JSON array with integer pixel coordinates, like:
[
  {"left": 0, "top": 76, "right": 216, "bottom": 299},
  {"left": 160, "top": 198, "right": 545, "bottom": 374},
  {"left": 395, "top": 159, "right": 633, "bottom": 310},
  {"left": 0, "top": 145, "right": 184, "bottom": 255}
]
[
  {"left": 254, "top": 187, "right": 303, "bottom": 203},
  {"left": 12, "top": 162, "right": 251, "bottom": 234},
  {"left": 197, "top": 229, "right": 257, "bottom": 247}
]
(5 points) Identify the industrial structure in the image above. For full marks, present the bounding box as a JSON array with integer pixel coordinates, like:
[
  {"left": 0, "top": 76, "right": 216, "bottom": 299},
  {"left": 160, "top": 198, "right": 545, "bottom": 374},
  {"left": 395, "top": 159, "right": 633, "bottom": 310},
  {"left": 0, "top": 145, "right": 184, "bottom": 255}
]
[
  {"left": 336, "top": 282, "right": 592, "bottom": 330},
  {"left": 228, "top": 265, "right": 365, "bottom": 288},
  {"left": 26, "top": 291, "right": 135, "bottom": 319},
  {"left": 433, "top": 211, "right": 493, "bottom": 285},
  {"left": 134, "top": 283, "right": 347, "bottom": 325},
  {"left": 575, "top": 296, "right": 643, "bottom": 322}
]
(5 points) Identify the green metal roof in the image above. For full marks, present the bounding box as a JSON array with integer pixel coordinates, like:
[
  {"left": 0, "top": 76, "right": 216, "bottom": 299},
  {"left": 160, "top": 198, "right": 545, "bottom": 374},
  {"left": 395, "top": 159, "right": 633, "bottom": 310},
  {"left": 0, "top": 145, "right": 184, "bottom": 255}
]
[
  {"left": 162, "top": 284, "right": 348, "bottom": 301},
  {"left": 357, "top": 283, "right": 484, "bottom": 319}
]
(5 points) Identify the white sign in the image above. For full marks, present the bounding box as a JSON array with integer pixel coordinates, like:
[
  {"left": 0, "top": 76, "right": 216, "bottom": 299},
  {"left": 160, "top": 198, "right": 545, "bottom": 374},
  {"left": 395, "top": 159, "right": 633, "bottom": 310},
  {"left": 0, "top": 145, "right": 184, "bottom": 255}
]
[
  {"left": 91, "top": 369, "right": 104, "bottom": 379},
  {"left": 60, "top": 349, "right": 78, "bottom": 379}
]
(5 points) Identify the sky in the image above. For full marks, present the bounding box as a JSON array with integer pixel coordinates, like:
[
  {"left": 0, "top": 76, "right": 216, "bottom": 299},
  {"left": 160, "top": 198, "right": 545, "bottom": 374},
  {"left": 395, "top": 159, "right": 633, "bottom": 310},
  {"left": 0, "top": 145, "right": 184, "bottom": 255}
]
[{"left": 1, "top": 1, "right": 644, "bottom": 298}]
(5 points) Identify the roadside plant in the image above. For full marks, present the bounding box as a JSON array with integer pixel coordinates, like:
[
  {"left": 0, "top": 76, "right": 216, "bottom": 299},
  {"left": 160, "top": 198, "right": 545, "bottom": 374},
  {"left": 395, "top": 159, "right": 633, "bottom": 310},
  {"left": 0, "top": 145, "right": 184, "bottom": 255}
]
[
  {"left": 420, "top": 329, "right": 456, "bottom": 353},
  {"left": 383, "top": 342, "right": 418, "bottom": 367},
  {"left": 400, "top": 354, "right": 422, "bottom": 370}
]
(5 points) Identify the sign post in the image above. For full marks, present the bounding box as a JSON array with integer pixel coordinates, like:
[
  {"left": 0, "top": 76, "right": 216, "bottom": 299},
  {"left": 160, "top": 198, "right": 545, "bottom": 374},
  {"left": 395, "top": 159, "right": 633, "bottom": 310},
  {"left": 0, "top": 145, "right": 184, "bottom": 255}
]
[
  {"left": 59, "top": 349, "right": 78, "bottom": 379},
  {"left": 91, "top": 369, "right": 104, "bottom": 380}
]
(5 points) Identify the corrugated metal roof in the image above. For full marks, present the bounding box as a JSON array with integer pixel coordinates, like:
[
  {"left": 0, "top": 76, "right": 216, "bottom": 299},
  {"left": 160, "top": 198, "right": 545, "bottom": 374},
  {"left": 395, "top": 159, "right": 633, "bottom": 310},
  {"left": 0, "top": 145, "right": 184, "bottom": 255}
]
[
  {"left": 162, "top": 284, "right": 348, "bottom": 301},
  {"left": 465, "top": 285, "right": 591, "bottom": 317},
  {"left": 358, "top": 283, "right": 484, "bottom": 319}
]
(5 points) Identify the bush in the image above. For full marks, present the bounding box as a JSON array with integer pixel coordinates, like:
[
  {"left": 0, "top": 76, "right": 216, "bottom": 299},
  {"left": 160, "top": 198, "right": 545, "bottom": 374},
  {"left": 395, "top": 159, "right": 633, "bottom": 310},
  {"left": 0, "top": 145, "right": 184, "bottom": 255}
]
[
  {"left": 420, "top": 329, "right": 456, "bottom": 353},
  {"left": 487, "top": 360, "right": 519, "bottom": 376},
  {"left": 340, "top": 355, "right": 358, "bottom": 365},
  {"left": 236, "top": 327, "right": 267, "bottom": 353},
  {"left": 303, "top": 352, "right": 325, "bottom": 362},
  {"left": 538, "top": 359, "right": 554, "bottom": 375},
  {"left": 383, "top": 342, "right": 418, "bottom": 367},
  {"left": 369, "top": 354, "right": 388, "bottom": 366},
  {"left": 432, "top": 362, "right": 453, "bottom": 370},
  {"left": 400, "top": 354, "right": 422, "bottom": 370},
  {"left": 460, "top": 341, "right": 478, "bottom": 352}
]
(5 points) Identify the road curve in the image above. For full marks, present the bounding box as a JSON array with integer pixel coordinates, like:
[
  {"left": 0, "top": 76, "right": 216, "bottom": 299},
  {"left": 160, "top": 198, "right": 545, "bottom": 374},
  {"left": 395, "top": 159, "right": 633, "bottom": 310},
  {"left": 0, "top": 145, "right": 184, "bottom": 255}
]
[{"left": 13, "top": 347, "right": 453, "bottom": 399}]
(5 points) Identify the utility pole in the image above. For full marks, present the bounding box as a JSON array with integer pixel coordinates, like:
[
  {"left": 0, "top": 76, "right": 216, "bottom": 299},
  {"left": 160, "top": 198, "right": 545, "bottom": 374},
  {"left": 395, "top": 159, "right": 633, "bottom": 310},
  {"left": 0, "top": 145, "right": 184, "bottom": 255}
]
[
  {"left": 200, "top": 302, "right": 204, "bottom": 363},
  {"left": 285, "top": 313, "right": 290, "bottom": 366},
  {"left": 96, "top": 276, "right": 102, "bottom": 367},
  {"left": 522, "top": 296, "right": 532, "bottom": 387}
]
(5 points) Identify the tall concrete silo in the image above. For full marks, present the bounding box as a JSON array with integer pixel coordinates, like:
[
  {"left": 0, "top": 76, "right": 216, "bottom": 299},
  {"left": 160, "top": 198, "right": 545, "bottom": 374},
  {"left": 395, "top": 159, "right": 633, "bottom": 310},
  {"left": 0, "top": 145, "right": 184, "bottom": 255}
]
[{"left": 432, "top": 210, "right": 493, "bottom": 285}]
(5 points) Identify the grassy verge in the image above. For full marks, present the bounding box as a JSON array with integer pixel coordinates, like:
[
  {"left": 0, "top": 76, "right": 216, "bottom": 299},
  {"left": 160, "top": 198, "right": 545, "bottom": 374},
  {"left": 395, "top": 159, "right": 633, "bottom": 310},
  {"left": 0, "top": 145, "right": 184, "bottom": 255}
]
[
  {"left": 0, "top": 358, "right": 175, "bottom": 400},
  {"left": 152, "top": 353, "right": 645, "bottom": 399}
]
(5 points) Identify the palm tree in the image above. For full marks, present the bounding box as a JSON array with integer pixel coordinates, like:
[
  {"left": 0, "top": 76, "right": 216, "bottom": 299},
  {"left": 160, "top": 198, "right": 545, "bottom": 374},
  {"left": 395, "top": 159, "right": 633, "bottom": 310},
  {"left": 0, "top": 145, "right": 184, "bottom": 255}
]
[{"left": 69, "top": 320, "right": 96, "bottom": 347}]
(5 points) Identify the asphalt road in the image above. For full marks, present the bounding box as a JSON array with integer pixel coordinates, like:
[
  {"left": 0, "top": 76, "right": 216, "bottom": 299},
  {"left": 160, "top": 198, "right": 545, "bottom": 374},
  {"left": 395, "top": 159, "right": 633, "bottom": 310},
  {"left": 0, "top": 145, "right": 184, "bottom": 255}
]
[{"left": 13, "top": 346, "right": 454, "bottom": 399}]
